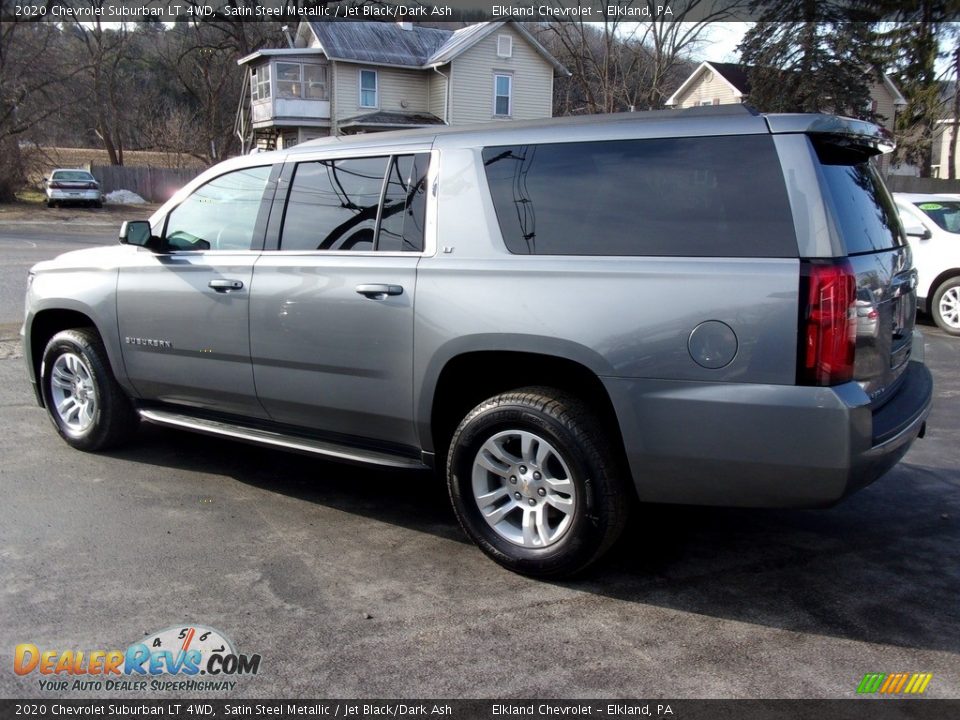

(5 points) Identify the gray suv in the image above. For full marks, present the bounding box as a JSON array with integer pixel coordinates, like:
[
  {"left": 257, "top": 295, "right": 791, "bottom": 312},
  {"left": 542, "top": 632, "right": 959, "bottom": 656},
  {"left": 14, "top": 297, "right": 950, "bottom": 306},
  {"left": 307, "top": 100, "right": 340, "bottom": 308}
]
[{"left": 22, "top": 106, "right": 933, "bottom": 577}]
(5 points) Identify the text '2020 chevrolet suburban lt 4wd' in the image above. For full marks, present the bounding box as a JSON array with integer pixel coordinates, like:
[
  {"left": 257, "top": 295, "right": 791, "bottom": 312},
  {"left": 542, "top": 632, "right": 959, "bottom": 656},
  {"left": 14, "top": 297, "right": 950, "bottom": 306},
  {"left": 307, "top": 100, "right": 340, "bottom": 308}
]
[{"left": 23, "top": 106, "right": 933, "bottom": 578}]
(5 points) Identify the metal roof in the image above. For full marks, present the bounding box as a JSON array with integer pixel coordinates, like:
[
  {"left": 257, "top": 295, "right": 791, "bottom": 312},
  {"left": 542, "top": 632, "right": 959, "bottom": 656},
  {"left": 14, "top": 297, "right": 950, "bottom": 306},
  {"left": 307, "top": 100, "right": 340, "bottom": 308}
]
[
  {"left": 307, "top": 21, "right": 453, "bottom": 68},
  {"left": 339, "top": 110, "right": 446, "bottom": 128}
]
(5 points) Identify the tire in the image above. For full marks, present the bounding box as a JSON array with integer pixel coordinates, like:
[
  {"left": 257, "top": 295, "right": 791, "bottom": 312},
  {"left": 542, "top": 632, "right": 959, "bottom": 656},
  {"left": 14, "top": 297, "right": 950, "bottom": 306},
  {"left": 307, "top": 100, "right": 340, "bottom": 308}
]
[
  {"left": 94, "top": 201, "right": 103, "bottom": 209},
  {"left": 40, "top": 328, "right": 139, "bottom": 451},
  {"left": 931, "top": 278, "right": 960, "bottom": 336},
  {"left": 46, "top": 199, "right": 56, "bottom": 208},
  {"left": 446, "top": 386, "right": 628, "bottom": 578}
]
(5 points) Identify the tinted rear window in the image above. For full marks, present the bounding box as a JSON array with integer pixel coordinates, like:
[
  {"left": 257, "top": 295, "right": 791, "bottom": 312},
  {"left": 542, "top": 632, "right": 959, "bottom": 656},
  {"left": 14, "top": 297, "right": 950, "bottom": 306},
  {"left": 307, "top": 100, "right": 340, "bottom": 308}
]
[
  {"left": 52, "top": 171, "right": 94, "bottom": 181},
  {"left": 481, "top": 136, "right": 796, "bottom": 257},
  {"left": 816, "top": 151, "right": 904, "bottom": 255}
]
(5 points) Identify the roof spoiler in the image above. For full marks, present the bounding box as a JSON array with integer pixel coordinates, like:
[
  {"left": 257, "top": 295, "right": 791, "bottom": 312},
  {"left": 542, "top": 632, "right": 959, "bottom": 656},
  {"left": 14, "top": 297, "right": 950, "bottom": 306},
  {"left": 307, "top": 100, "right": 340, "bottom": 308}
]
[{"left": 765, "top": 113, "right": 894, "bottom": 157}]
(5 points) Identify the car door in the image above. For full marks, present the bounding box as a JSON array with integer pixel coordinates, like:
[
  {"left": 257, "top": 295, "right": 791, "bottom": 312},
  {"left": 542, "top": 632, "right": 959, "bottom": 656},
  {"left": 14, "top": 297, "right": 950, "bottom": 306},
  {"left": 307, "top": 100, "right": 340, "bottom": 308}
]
[
  {"left": 249, "top": 151, "right": 432, "bottom": 449},
  {"left": 117, "top": 164, "right": 276, "bottom": 417}
]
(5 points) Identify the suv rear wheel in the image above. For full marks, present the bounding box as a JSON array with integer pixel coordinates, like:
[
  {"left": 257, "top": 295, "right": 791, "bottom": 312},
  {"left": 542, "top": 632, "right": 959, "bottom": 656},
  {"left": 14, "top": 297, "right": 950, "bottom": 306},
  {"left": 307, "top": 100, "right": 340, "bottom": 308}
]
[
  {"left": 40, "top": 328, "right": 139, "bottom": 451},
  {"left": 931, "top": 277, "right": 960, "bottom": 336},
  {"left": 446, "top": 387, "right": 628, "bottom": 578}
]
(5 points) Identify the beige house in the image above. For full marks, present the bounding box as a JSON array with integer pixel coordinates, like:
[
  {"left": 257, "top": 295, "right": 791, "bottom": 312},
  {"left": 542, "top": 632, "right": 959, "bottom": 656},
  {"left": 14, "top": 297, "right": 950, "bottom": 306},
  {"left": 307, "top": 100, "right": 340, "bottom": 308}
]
[
  {"left": 236, "top": 21, "right": 568, "bottom": 151},
  {"left": 666, "top": 61, "right": 907, "bottom": 171}
]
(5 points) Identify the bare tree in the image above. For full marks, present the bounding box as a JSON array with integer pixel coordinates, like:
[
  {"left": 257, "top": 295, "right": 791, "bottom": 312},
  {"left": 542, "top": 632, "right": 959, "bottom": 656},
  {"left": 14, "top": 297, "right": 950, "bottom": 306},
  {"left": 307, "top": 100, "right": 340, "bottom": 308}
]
[
  {"left": 0, "top": 20, "right": 79, "bottom": 200},
  {"left": 151, "top": 19, "right": 284, "bottom": 162},
  {"left": 537, "top": 1, "right": 745, "bottom": 116},
  {"left": 67, "top": 4, "right": 140, "bottom": 165},
  {"left": 633, "top": 0, "right": 749, "bottom": 110}
]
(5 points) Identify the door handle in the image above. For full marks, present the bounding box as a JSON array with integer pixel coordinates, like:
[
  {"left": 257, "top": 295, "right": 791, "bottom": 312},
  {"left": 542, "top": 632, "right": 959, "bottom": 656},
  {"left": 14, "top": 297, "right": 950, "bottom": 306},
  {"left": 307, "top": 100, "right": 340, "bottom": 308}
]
[
  {"left": 355, "top": 284, "right": 403, "bottom": 299},
  {"left": 209, "top": 279, "right": 244, "bottom": 292}
]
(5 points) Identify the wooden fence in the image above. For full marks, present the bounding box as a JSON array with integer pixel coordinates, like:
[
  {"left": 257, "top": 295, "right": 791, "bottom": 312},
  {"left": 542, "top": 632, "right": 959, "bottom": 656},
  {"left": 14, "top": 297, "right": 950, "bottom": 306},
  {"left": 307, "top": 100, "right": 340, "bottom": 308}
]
[
  {"left": 87, "top": 164, "right": 204, "bottom": 203},
  {"left": 884, "top": 175, "right": 960, "bottom": 195}
]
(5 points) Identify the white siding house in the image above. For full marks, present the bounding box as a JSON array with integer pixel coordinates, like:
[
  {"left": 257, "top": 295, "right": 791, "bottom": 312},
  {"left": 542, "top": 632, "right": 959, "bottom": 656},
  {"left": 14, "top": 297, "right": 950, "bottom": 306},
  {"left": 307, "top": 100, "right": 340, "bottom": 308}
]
[
  {"left": 236, "top": 21, "right": 568, "bottom": 151},
  {"left": 666, "top": 61, "right": 907, "bottom": 173}
]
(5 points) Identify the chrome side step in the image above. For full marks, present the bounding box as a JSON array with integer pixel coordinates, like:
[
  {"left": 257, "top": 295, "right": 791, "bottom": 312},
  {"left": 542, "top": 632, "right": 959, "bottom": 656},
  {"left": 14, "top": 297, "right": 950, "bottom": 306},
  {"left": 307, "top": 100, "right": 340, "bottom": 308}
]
[{"left": 138, "top": 408, "right": 426, "bottom": 469}]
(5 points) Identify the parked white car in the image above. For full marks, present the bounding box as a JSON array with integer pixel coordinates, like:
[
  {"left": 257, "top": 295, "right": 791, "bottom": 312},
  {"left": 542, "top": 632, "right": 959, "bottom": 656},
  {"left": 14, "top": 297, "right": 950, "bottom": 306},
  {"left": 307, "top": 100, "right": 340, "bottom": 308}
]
[
  {"left": 44, "top": 169, "right": 102, "bottom": 209},
  {"left": 893, "top": 193, "right": 960, "bottom": 335}
]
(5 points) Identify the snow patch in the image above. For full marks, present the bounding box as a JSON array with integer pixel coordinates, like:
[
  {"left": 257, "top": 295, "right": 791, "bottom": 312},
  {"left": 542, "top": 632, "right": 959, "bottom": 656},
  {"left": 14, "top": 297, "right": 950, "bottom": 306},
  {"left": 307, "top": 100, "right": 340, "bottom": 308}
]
[{"left": 105, "top": 189, "right": 147, "bottom": 205}]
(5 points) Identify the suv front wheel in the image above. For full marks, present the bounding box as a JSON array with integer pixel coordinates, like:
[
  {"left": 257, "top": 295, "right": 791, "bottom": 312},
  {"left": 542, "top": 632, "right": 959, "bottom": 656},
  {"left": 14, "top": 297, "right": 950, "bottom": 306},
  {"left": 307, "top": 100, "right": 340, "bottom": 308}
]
[
  {"left": 40, "top": 328, "right": 139, "bottom": 451},
  {"left": 446, "top": 387, "right": 628, "bottom": 578}
]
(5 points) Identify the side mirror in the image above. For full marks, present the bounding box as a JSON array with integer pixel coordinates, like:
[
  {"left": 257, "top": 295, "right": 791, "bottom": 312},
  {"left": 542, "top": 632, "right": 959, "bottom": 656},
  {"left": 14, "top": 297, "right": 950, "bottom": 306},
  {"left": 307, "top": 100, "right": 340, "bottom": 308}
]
[
  {"left": 903, "top": 224, "right": 932, "bottom": 241},
  {"left": 119, "top": 220, "right": 153, "bottom": 247}
]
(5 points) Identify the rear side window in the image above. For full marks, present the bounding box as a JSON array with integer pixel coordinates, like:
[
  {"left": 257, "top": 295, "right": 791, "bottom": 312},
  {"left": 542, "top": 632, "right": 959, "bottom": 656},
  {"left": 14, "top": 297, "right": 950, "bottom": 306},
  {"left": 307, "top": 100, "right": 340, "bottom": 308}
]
[
  {"left": 481, "top": 136, "right": 796, "bottom": 257},
  {"left": 817, "top": 152, "right": 904, "bottom": 255},
  {"left": 280, "top": 153, "right": 429, "bottom": 252},
  {"left": 378, "top": 154, "right": 429, "bottom": 252},
  {"left": 282, "top": 156, "right": 388, "bottom": 252}
]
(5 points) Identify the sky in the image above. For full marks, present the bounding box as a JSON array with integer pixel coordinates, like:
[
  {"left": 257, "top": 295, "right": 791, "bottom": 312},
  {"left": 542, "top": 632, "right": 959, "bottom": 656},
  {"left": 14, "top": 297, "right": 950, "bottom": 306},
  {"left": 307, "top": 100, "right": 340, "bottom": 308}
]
[{"left": 695, "top": 22, "right": 750, "bottom": 63}]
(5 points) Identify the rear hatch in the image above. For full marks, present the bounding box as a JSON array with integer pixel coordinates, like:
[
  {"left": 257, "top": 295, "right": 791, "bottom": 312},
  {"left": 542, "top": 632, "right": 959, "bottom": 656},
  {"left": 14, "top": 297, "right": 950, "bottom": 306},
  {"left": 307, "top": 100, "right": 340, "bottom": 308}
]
[{"left": 812, "top": 134, "right": 916, "bottom": 407}]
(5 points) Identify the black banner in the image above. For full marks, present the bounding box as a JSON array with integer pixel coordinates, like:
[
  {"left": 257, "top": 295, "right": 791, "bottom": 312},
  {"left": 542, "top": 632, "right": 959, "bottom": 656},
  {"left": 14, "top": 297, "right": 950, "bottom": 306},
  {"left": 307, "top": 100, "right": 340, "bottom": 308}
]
[
  {"left": 2, "top": 700, "right": 960, "bottom": 720},
  {"left": 1, "top": 0, "right": 955, "bottom": 23}
]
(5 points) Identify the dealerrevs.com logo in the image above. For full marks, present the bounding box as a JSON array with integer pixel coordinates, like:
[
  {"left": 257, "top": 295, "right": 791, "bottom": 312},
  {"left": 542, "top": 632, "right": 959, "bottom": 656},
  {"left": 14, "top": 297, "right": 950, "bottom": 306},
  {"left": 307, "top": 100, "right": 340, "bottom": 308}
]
[
  {"left": 856, "top": 673, "right": 933, "bottom": 695},
  {"left": 14, "top": 625, "right": 261, "bottom": 692}
]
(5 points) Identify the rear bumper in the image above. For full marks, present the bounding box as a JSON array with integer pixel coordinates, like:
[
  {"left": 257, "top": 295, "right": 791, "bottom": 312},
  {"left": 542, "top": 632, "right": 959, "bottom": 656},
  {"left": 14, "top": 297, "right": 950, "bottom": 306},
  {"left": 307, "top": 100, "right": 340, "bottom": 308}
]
[
  {"left": 47, "top": 189, "right": 101, "bottom": 202},
  {"left": 604, "top": 360, "right": 933, "bottom": 509}
]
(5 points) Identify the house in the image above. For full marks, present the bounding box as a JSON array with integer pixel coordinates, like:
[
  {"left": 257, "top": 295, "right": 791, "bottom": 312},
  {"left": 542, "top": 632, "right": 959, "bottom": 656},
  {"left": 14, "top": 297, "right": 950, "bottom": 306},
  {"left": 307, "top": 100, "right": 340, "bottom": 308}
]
[
  {"left": 665, "top": 61, "right": 907, "bottom": 172},
  {"left": 932, "top": 119, "right": 957, "bottom": 178},
  {"left": 235, "top": 21, "right": 569, "bottom": 151}
]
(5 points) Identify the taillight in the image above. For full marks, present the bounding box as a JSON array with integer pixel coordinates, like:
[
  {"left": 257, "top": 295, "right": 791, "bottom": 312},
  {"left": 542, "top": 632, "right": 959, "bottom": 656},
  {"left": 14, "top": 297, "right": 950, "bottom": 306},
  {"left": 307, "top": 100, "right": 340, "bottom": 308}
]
[
  {"left": 86, "top": 182, "right": 98, "bottom": 189},
  {"left": 798, "top": 259, "right": 857, "bottom": 386},
  {"left": 49, "top": 181, "right": 63, "bottom": 189}
]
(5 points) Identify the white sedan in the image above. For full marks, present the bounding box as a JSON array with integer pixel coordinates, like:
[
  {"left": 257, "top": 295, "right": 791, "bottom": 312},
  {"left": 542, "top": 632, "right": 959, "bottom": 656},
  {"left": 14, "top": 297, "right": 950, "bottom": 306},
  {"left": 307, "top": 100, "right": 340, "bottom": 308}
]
[{"left": 45, "top": 169, "right": 103, "bottom": 209}]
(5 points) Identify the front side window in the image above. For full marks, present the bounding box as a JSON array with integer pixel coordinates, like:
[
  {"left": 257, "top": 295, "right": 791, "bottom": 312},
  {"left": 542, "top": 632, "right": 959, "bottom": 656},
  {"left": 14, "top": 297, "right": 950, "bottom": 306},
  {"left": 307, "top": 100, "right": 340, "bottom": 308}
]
[
  {"left": 913, "top": 200, "right": 960, "bottom": 234},
  {"left": 277, "top": 62, "right": 302, "bottom": 98},
  {"left": 280, "top": 153, "right": 430, "bottom": 252},
  {"left": 360, "top": 70, "right": 378, "bottom": 108},
  {"left": 481, "top": 136, "right": 796, "bottom": 257},
  {"left": 164, "top": 166, "right": 271, "bottom": 252},
  {"left": 251, "top": 65, "right": 270, "bottom": 101},
  {"left": 494, "top": 74, "right": 512, "bottom": 117}
]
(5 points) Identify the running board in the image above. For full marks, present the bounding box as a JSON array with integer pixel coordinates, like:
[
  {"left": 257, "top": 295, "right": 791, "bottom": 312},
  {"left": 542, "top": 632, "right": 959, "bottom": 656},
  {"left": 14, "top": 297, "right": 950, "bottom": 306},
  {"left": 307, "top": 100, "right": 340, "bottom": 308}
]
[{"left": 138, "top": 408, "right": 426, "bottom": 469}]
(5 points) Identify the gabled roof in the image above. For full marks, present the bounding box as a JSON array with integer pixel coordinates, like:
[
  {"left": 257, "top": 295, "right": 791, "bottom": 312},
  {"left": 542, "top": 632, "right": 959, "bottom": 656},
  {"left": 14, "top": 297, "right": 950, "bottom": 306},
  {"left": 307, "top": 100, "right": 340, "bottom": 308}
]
[
  {"left": 665, "top": 61, "right": 749, "bottom": 106},
  {"left": 707, "top": 61, "right": 753, "bottom": 94},
  {"left": 307, "top": 21, "right": 450, "bottom": 67},
  {"left": 305, "top": 21, "right": 569, "bottom": 75}
]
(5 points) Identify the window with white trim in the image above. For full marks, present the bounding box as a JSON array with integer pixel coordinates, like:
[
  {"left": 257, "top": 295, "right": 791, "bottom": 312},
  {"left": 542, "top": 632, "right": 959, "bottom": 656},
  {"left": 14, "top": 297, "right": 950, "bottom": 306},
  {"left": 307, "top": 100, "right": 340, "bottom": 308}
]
[
  {"left": 494, "top": 74, "right": 512, "bottom": 117},
  {"left": 360, "top": 69, "right": 378, "bottom": 108},
  {"left": 251, "top": 65, "right": 270, "bottom": 101},
  {"left": 497, "top": 35, "right": 512, "bottom": 58},
  {"left": 274, "top": 62, "right": 328, "bottom": 100}
]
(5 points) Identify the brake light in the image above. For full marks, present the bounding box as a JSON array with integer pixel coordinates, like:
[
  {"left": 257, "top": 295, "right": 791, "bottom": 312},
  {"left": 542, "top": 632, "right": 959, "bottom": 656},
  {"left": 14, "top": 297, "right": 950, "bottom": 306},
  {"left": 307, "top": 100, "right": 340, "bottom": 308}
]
[
  {"left": 49, "top": 181, "right": 63, "bottom": 189},
  {"left": 86, "top": 182, "right": 97, "bottom": 189},
  {"left": 798, "top": 260, "right": 857, "bottom": 386}
]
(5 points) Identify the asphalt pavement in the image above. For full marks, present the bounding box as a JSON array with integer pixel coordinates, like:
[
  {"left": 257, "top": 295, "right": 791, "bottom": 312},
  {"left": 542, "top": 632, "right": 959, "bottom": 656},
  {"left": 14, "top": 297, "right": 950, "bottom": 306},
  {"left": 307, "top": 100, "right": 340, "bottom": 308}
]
[{"left": 0, "top": 214, "right": 958, "bottom": 700}]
